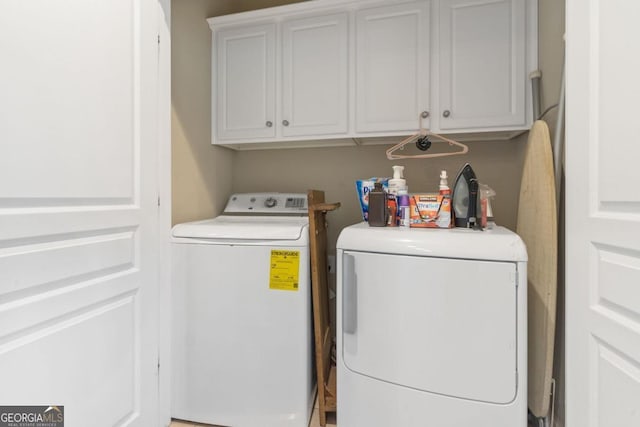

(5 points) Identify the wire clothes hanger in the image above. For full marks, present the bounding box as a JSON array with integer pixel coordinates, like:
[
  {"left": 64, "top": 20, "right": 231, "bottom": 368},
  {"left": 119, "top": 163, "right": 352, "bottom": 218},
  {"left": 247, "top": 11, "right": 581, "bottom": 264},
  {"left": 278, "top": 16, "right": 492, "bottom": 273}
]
[{"left": 385, "top": 114, "right": 469, "bottom": 160}]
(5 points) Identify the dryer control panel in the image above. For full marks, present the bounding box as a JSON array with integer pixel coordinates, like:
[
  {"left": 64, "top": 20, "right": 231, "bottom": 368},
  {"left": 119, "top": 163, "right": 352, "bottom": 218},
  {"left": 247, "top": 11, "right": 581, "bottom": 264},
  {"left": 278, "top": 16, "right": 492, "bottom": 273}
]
[{"left": 223, "top": 193, "right": 308, "bottom": 215}]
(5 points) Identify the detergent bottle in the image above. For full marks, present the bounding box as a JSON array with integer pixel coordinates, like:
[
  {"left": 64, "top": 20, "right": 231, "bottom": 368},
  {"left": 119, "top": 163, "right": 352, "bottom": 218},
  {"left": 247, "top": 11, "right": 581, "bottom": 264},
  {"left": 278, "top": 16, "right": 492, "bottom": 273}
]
[{"left": 388, "top": 165, "right": 407, "bottom": 195}]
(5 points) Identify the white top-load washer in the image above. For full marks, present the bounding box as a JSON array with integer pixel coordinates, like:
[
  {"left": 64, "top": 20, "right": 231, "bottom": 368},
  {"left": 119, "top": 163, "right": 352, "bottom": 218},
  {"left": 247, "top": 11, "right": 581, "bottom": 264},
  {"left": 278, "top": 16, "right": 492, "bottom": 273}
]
[
  {"left": 337, "top": 223, "right": 528, "bottom": 427},
  {"left": 171, "top": 193, "right": 315, "bottom": 427}
]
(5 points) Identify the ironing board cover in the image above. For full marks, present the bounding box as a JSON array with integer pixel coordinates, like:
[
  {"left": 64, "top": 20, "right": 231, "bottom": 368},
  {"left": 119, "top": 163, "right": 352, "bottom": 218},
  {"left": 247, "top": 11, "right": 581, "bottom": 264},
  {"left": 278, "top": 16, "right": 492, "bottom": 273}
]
[{"left": 517, "top": 120, "right": 558, "bottom": 418}]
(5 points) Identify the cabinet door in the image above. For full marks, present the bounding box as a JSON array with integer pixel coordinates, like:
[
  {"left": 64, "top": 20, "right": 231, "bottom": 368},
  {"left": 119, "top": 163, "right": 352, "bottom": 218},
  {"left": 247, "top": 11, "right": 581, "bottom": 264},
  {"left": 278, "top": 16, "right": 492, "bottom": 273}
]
[
  {"left": 355, "top": 1, "right": 430, "bottom": 133},
  {"left": 215, "top": 24, "right": 276, "bottom": 141},
  {"left": 282, "top": 13, "right": 348, "bottom": 137},
  {"left": 439, "top": 0, "right": 525, "bottom": 130}
]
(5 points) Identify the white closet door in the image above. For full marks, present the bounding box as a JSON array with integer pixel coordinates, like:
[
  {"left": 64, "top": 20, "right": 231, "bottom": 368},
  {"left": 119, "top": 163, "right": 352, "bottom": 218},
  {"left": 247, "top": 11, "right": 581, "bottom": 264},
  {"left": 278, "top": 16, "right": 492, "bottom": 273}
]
[
  {"left": 282, "top": 13, "right": 348, "bottom": 137},
  {"left": 439, "top": 0, "right": 525, "bottom": 130},
  {"left": 215, "top": 24, "right": 276, "bottom": 141},
  {"left": 0, "top": 0, "right": 160, "bottom": 425},
  {"left": 566, "top": 1, "right": 640, "bottom": 426},
  {"left": 355, "top": 1, "right": 430, "bottom": 133}
]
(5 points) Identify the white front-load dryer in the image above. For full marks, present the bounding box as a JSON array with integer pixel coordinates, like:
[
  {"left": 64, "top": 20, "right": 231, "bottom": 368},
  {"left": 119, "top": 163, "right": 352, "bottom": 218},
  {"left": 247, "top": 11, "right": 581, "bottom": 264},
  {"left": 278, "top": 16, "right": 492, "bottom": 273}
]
[
  {"left": 171, "top": 193, "right": 315, "bottom": 427},
  {"left": 337, "top": 223, "right": 528, "bottom": 427}
]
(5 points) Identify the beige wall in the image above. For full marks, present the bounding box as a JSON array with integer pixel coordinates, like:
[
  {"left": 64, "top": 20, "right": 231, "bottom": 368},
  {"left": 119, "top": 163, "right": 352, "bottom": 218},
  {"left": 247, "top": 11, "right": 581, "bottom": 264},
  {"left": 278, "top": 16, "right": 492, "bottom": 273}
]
[
  {"left": 172, "top": 0, "right": 231, "bottom": 225},
  {"left": 234, "top": 140, "right": 526, "bottom": 253},
  {"left": 172, "top": 0, "right": 305, "bottom": 225},
  {"left": 539, "top": 0, "right": 565, "bottom": 116}
]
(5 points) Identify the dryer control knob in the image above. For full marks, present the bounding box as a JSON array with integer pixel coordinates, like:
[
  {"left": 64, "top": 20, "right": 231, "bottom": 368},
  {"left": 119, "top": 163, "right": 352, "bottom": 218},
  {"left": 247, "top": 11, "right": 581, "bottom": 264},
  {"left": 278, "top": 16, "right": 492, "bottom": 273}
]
[{"left": 264, "top": 197, "right": 278, "bottom": 208}]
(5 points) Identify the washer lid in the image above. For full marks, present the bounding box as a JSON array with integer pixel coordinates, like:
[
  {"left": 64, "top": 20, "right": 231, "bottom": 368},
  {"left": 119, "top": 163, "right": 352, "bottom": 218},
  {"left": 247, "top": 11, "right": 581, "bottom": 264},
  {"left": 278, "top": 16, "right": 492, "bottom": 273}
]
[{"left": 171, "top": 216, "right": 308, "bottom": 240}]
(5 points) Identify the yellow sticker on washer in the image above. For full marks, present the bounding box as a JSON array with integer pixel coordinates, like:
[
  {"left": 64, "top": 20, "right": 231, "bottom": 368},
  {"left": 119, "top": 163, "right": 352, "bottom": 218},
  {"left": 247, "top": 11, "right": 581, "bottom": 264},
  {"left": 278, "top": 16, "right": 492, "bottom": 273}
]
[{"left": 269, "top": 249, "right": 300, "bottom": 291}]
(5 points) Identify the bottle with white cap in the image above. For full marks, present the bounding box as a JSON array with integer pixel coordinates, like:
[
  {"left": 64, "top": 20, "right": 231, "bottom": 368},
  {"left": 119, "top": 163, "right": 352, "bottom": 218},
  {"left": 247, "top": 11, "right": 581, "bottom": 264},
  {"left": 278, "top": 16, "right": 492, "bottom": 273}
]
[
  {"left": 397, "top": 189, "right": 411, "bottom": 228},
  {"left": 439, "top": 170, "right": 451, "bottom": 196},
  {"left": 388, "top": 165, "right": 407, "bottom": 195}
]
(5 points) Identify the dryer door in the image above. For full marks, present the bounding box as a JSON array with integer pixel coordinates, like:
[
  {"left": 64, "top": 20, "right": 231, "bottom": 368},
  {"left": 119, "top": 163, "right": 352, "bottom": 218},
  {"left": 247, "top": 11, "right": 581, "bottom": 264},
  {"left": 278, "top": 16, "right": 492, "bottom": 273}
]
[{"left": 341, "top": 251, "right": 518, "bottom": 404}]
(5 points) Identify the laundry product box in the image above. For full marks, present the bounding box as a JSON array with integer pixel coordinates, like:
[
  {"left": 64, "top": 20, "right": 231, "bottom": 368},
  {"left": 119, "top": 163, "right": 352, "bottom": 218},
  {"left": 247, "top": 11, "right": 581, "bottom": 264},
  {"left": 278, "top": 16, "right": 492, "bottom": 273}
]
[
  {"left": 355, "top": 178, "right": 389, "bottom": 221},
  {"left": 410, "top": 194, "right": 452, "bottom": 228}
]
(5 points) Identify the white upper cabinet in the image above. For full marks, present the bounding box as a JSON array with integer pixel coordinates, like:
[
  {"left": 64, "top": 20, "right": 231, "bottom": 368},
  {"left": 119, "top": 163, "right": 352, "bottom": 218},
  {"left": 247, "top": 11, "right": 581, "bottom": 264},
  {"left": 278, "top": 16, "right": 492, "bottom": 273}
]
[
  {"left": 215, "top": 24, "right": 276, "bottom": 140},
  {"left": 208, "top": 0, "right": 536, "bottom": 148},
  {"left": 282, "top": 13, "right": 348, "bottom": 137},
  {"left": 355, "top": 1, "right": 430, "bottom": 133},
  {"left": 438, "top": 0, "right": 526, "bottom": 130}
]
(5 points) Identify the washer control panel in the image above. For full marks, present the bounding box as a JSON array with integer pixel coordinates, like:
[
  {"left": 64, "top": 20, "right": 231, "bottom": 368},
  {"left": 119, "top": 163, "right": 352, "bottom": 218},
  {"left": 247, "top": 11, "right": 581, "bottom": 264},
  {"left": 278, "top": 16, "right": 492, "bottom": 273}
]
[{"left": 224, "top": 193, "right": 308, "bottom": 214}]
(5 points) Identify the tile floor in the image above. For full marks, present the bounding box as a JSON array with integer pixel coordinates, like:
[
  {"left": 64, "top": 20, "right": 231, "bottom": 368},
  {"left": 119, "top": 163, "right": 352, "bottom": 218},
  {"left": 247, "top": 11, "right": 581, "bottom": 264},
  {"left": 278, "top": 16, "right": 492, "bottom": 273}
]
[
  {"left": 171, "top": 412, "right": 537, "bottom": 427},
  {"left": 170, "top": 399, "right": 336, "bottom": 427},
  {"left": 170, "top": 400, "right": 537, "bottom": 427},
  {"left": 171, "top": 409, "right": 543, "bottom": 427}
]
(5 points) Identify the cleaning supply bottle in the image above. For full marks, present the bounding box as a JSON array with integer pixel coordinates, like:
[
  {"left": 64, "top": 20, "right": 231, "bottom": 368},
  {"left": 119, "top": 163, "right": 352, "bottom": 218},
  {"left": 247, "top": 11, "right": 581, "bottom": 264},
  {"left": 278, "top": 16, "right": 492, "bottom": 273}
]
[
  {"left": 368, "top": 182, "right": 388, "bottom": 227},
  {"left": 388, "top": 165, "right": 407, "bottom": 195},
  {"left": 387, "top": 194, "right": 398, "bottom": 227},
  {"left": 439, "top": 170, "right": 451, "bottom": 196},
  {"left": 397, "top": 189, "right": 411, "bottom": 228}
]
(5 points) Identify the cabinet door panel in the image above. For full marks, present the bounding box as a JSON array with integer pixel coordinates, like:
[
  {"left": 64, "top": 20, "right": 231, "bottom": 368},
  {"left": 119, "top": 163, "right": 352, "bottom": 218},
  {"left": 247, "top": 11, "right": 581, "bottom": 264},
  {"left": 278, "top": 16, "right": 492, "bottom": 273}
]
[
  {"left": 356, "top": 1, "right": 430, "bottom": 133},
  {"left": 439, "top": 0, "right": 525, "bottom": 130},
  {"left": 215, "top": 24, "right": 275, "bottom": 140},
  {"left": 282, "top": 13, "right": 348, "bottom": 137}
]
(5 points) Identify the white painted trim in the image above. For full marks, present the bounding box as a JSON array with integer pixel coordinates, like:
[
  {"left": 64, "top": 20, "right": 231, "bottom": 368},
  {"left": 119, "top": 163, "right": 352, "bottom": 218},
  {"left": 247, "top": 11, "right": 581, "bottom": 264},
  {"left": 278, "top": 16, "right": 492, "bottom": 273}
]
[
  {"left": 207, "top": 0, "right": 404, "bottom": 28},
  {"left": 213, "top": 127, "right": 528, "bottom": 147},
  {"left": 156, "top": 0, "right": 172, "bottom": 425}
]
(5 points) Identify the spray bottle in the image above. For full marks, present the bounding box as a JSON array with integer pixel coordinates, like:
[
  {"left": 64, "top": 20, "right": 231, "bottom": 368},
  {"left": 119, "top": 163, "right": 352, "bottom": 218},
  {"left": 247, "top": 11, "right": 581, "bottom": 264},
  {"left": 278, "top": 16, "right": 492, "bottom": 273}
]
[
  {"left": 439, "top": 170, "right": 451, "bottom": 196},
  {"left": 388, "top": 166, "right": 407, "bottom": 226}
]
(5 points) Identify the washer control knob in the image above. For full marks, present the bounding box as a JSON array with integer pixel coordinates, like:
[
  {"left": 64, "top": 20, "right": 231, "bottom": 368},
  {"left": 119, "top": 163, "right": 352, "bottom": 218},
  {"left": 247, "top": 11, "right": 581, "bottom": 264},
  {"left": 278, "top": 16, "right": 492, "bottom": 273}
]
[{"left": 264, "top": 197, "right": 278, "bottom": 208}]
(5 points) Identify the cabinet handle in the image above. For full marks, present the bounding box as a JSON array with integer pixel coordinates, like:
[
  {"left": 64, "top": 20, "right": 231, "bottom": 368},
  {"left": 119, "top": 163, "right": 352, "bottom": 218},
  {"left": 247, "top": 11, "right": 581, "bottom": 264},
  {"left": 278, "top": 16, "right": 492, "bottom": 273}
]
[
  {"left": 282, "top": 120, "right": 290, "bottom": 126},
  {"left": 443, "top": 110, "right": 451, "bottom": 118},
  {"left": 265, "top": 121, "right": 273, "bottom": 127},
  {"left": 421, "top": 111, "right": 430, "bottom": 118}
]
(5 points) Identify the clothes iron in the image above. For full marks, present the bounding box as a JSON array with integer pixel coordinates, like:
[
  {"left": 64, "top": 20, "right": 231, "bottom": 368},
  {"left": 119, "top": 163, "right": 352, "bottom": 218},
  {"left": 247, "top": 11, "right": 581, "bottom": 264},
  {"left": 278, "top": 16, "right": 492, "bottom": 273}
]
[{"left": 452, "top": 163, "right": 481, "bottom": 228}]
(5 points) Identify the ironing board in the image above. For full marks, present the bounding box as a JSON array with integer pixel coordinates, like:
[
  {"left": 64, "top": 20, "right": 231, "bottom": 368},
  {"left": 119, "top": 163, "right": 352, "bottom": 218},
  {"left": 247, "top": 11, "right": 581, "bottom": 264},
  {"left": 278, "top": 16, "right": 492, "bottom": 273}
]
[{"left": 516, "top": 120, "right": 558, "bottom": 418}]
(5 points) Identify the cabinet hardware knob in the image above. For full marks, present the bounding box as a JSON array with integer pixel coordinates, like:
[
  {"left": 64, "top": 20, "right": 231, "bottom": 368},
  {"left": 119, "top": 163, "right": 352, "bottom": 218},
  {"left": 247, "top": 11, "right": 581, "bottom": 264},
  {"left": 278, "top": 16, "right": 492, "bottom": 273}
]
[
  {"left": 266, "top": 121, "right": 273, "bottom": 127},
  {"left": 443, "top": 110, "right": 451, "bottom": 118},
  {"left": 282, "top": 120, "right": 290, "bottom": 126},
  {"left": 421, "top": 111, "right": 430, "bottom": 118}
]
